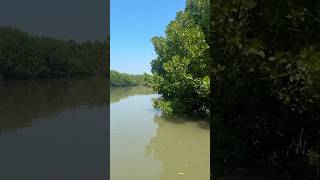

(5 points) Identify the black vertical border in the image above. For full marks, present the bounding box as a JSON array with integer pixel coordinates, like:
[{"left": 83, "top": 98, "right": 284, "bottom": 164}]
[{"left": 107, "top": 0, "right": 110, "bottom": 178}]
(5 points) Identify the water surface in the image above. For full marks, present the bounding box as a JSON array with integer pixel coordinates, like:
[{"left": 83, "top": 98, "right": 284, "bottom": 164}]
[
  {"left": 110, "top": 86, "right": 210, "bottom": 180},
  {"left": 0, "top": 77, "right": 108, "bottom": 180},
  {"left": 0, "top": 82, "right": 210, "bottom": 179}
]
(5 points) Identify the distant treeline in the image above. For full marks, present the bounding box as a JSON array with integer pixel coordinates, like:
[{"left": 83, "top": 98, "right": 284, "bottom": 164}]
[
  {"left": 0, "top": 26, "right": 108, "bottom": 81},
  {"left": 110, "top": 70, "right": 146, "bottom": 87}
]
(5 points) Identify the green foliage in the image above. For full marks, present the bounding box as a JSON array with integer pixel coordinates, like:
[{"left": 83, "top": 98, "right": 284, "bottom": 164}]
[
  {"left": 0, "top": 26, "right": 107, "bottom": 80},
  {"left": 149, "top": 0, "right": 210, "bottom": 117},
  {"left": 307, "top": 149, "right": 320, "bottom": 178},
  {"left": 211, "top": 0, "right": 320, "bottom": 176},
  {"left": 110, "top": 70, "right": 146, "bottom": 87},
  {"left": 185, "top": 0, "right": 210, "bottom": 40}
]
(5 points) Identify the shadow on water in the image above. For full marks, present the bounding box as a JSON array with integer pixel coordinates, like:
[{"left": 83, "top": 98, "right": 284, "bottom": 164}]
[
  {"left": 0, "top": 77, "right": 108, "bottom": 134},
  {"left": 157, "top": 115, "right": 210, "bottom": 129}
]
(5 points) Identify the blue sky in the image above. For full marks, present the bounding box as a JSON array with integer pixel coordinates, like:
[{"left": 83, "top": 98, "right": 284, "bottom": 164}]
[{"left": 111, "top": 0, "right": 186, "bottom": 74}]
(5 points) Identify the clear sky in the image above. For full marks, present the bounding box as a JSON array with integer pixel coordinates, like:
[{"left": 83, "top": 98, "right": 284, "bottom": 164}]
[{"left": 111, "top": 0, "right": 186, "bottom": 74}]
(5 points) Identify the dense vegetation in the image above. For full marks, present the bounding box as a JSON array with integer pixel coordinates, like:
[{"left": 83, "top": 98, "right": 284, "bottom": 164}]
[
  {"left": 211, "top": 0, "right": 320, "bottom": 178},
  {"left": 149, "top": 0, "right": 320, "bottom": 178},
  {"left": 0, "top": 26, "right": 108, "bottom": 81},
  {"left": 110, "top": 70, "right": 146, "bottom": 87},
  {"left": 147, "top": 0, "right": 210, "bottom": 117}
]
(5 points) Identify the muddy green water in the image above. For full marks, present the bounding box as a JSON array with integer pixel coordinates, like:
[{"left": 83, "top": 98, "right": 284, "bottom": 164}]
[
  {"left": 0, "top": 79, "right": 209, "bottom": 179},
  {"left": 110, "top": 86, "right": 210, "bottom": 180},
  {"left": 0, "top": 78, "right": 108, "bottom": 180}
]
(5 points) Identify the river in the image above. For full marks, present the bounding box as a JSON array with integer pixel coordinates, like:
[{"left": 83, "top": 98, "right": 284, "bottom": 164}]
[
  {"left": 110, "top": 86, "right": 210, "bottom": 180},
  {"left": 0, "top": 77, "right": 109, "bottom": 180},
  {"left": 0, "top": 79, "right": 210, "bottom": 179}
]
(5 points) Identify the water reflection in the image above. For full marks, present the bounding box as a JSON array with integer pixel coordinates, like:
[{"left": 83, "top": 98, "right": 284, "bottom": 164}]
[
  {"left": 0, "top": 77, "right": 108, "bottom": 134},
  {"left": 0, "top": 77, "right": 108, "bottom": 180},
  {"left": 110, "top": 86, "right": 154, "bottom": 103}
]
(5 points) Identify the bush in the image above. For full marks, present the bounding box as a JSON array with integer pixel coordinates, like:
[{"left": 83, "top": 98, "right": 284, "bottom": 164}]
[{"left": 148, "top": 0, "right": 210, "bottom": 117}]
